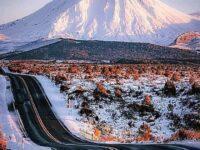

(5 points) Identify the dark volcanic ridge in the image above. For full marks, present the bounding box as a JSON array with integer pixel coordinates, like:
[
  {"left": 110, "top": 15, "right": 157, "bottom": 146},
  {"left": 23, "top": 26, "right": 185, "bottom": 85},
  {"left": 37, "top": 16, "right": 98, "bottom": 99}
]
[{"left": 1, "top": 39, "right": 200, "bottom": 64}]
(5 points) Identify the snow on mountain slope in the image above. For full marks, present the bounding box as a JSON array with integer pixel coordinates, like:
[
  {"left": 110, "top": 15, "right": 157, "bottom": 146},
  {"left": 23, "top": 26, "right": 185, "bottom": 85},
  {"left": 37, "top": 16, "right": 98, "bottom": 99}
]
[
  {"left": 0, "top": 34, "right": 7, "bottom": 41},
  {"left": 0, "top": 0, "right": 199, "bottom": 50},
  {"left": 0, "top": 39, "right": 61, "bottom": 54},
  {"left": 191, "top": 12, "right": 200, "bottom": 19}
]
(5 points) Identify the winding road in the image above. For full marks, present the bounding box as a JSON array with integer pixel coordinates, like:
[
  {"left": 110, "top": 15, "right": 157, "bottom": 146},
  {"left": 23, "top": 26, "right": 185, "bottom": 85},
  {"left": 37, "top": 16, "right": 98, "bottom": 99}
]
[{"left": 1, "top": 67, "right": 199, "bottom": 150}]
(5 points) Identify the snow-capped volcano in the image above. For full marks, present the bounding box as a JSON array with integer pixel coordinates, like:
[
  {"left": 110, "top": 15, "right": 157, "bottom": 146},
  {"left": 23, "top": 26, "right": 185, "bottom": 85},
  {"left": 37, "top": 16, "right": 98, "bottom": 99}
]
[{"left": 0, "top": 0, "right": 199, "bottom": 46}]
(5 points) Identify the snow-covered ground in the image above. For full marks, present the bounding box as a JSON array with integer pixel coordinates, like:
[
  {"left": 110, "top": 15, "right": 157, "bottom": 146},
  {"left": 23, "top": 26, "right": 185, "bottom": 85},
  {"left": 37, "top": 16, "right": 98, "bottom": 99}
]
[
  {"left": 36, "top": 73, "right": 200, "bottom": 143},
  {"left": 0, "top": 75, "right": 49, "bottom": 149},
  {"left": 1, "top": 61, "right": 200, "bottom": 145},
  {"left": 36, "top": 75, "right": 95, "bottom": 141}
]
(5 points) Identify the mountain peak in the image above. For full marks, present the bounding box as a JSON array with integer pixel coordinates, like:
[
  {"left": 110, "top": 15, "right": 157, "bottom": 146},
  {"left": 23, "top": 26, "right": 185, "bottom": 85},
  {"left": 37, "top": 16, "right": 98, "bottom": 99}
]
[{"left": 0, "top": 0, "right": 199, "bottom": 46}]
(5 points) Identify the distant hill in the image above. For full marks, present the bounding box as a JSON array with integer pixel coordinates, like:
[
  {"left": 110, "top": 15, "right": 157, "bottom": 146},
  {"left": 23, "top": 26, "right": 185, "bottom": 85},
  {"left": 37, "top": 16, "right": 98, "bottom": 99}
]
[
  {"left": 2, "top": 39, "right": 200, "bottom": 64},
  {"left": 170, "top": 32, "right": 200, "bottom": 51}
]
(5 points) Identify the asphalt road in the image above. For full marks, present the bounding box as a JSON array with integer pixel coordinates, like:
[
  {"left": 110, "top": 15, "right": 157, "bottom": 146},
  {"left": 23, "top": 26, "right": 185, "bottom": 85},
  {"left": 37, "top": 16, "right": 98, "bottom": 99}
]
[{"left": 1, "top": 67, "right": 199, "bottom": 150}]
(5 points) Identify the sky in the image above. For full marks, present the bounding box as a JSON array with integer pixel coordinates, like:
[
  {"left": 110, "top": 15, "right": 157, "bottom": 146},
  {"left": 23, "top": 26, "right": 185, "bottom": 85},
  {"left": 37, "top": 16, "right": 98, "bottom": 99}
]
[{"left": 0, "top": 0, "right": 199, "bottom": 25}]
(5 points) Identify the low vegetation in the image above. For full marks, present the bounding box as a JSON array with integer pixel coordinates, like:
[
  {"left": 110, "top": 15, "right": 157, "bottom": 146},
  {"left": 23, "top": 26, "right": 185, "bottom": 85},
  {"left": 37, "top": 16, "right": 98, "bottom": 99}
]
[{"left": 1, "top": 60, "right": 200, "bottom": 143}]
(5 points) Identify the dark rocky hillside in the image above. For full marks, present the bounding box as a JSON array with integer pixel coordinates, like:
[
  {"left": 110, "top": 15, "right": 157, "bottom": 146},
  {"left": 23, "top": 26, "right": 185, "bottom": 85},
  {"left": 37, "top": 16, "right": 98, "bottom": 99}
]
[{"left": 1, "top": 39, "right": 200, "bottom": 64}]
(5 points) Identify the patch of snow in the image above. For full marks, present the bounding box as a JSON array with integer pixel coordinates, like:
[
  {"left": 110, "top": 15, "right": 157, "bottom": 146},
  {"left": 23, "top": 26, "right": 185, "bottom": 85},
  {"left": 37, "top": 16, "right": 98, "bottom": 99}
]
[
  {"left": 191, "top": 12, "right": 200, "bottom": 20},
  {"left": 1, "top": 67, "right": 10, "bottom": 73},
  {"left": 36, "top": 75, "right": 94, "bottom": 139},
  {"left": 0, "top": 38, "right": 61, "bottom": 54},
  {"left": 51, "top": 74, "right": 199, "bottom": 143},
  {"left": 0, "top": 75, "right": 49, "bottom": 149}
]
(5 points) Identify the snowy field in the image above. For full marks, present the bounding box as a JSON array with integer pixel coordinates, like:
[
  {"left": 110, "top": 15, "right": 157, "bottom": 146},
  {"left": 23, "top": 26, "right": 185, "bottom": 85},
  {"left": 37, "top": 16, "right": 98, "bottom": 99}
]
[
  {"left": 0, "top": 75, "right": 49, "bottom": 149},
  {"left": 1, "top": 61, "right": 200, "bottom": 144},
  {"left": 36, "top": 75, "right": 95, "bottom": 141},
  {"left": 36, "top": 73, "right": 200, "bottom": 143}
]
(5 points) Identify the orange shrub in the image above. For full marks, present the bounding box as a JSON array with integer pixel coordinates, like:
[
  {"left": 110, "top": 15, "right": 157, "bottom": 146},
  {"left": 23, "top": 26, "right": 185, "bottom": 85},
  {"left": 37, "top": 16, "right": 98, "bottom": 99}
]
[
  {"left": 68, "top": 65, "right": 80, "bottom": 73},
  {"left": 84, "top": 65, "right": 93, "bottom": 74},
  {"left": 0, "top": 129, "right": 7, "bottom": 150},
  {"left": 143, "top": 95, "right": 151, "bottom": 105},
  {"left": 169, "top": 129, "right": 200, "bottom": 141},
  {"left": 115, "top": 88, "right": 122, "bottom": 98},
  {"left": 96, "top": 83, "right": 109, "bottom": 96},
  {"left": 164, "top": 70, "right": 173, "bottom": 78},
  {"left": 102, "top": 66, "right": 111, "bottom": 77},
  {"left": 189, "top": 77, "right": 195, "bottom": 84},
  {"left": 171, "top": 72, "right": 181, "bottom": 82},
  {"left": 164, "top": 80, "right": 176, "bottom": 96},
  {"left": 132, "top": 69, "right": 140, "bottom": 80},
  {"left": 136, "top": 123, "right": 152, "bottom": 142}
]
